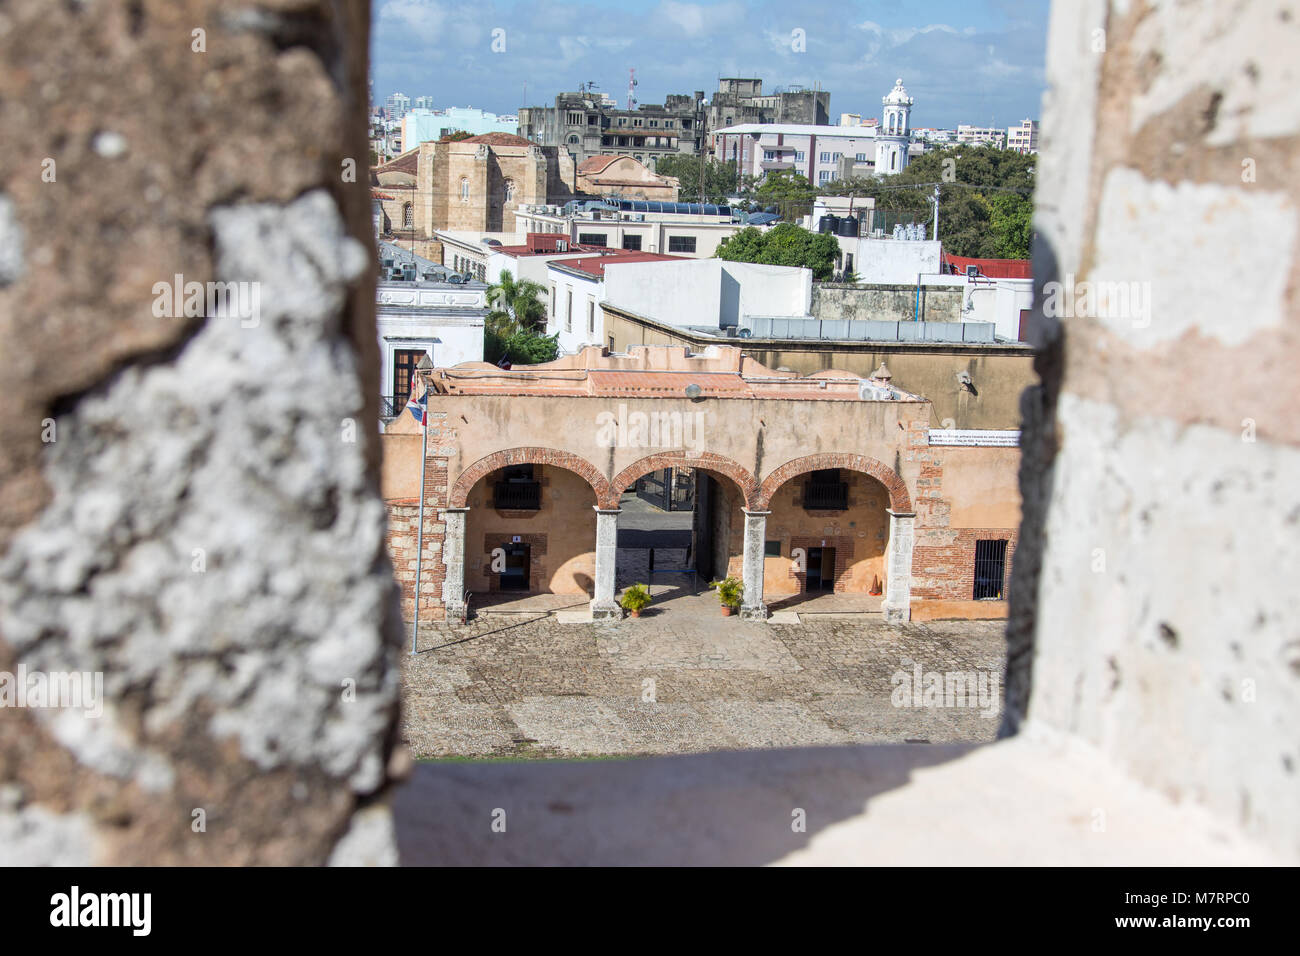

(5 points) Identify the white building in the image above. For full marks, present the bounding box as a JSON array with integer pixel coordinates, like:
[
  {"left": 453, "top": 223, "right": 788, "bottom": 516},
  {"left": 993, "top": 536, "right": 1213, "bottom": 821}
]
[
  {"left": 542, "top": 254, "right": 813, "bottom": 355},
  {"left": 375, "top": 242, "right": 487, "bottom": 419},
  {"left": 956, "top": 125, "right": 1008, "bottom": 149},
  {"left": 875, "top": 78, "right": 914, "bottom": 176},
  {"left": 513, "top": 200, "right": 748, "bottom": 258},
  {"left": 713, "top": 123, "right": 879, "bottom": 186},
  {"left": 1007, "top": 119, "right": 1039, "bottom": 154}
]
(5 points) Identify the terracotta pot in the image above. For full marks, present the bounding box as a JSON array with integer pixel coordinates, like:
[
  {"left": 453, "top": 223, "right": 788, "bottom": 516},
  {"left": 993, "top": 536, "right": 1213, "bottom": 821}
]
[
  {"left": 629, "top": 609, "right": 642, "bottom": 618},
  {"left": 721, "top": 605, "right": 735, "bottom": 617}
]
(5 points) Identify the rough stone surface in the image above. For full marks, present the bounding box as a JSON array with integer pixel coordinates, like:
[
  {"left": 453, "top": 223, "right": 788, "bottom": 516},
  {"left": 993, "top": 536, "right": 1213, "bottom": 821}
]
[{"left": 0, "top": 0, "right": 399, "bottom": 865}]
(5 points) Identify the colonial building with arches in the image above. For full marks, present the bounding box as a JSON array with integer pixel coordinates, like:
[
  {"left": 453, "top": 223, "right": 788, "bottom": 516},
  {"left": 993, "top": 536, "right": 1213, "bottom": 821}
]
[{"left": 382, "top": 345, "right": 1020, "bottom": 623}]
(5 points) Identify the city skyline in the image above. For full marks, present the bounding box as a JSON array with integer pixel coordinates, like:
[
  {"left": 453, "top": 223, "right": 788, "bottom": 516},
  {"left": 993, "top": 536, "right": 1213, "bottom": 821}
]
[{"left": 371, "top": 0, "right": 1050, "bottom": 131}]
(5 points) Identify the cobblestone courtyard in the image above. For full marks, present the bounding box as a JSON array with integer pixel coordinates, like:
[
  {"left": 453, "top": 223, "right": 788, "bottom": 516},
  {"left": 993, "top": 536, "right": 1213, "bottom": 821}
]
[{"left": 401, "top": 609, "right": 1008, "bottom": 758}]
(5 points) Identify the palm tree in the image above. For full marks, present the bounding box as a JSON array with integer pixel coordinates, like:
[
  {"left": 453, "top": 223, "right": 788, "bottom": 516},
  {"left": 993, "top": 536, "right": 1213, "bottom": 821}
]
[{"left": 486, "top": 270, "right": 548, "bottom": 336}]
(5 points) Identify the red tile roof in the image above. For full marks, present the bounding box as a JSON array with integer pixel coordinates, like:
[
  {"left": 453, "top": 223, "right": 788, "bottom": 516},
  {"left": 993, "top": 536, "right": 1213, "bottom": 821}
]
[
  {"left": 553, "top": 251, "right": 683, "bottom": 278},
  {"left": 577, "top": 155, "right": 623, "bottom": 174},
  {"left": 456, "top": 132, "right": 538, "bottom": 147}
]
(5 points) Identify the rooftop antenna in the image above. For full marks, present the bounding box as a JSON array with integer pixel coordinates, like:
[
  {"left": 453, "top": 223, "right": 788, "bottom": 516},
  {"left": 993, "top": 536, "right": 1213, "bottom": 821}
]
[{"left": 628, "top": 68, "right": 638, "bottom": 111}]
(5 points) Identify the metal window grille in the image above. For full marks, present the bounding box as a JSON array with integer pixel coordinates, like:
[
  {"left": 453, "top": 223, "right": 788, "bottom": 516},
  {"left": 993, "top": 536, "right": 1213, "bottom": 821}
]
[{"left": 973, "top": 539, "right": 1009, "bottom": 600}]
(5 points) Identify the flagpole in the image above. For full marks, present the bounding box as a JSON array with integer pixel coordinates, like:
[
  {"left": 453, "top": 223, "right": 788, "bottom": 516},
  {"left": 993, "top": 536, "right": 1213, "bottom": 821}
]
[{"left": 411, "top": 373, "right": 429, "bottom": 656}]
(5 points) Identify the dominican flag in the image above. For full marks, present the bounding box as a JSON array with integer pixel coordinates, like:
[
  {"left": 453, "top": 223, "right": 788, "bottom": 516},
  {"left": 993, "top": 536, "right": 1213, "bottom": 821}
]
[{"left": 406, "top": 370, "right": 428, "bottom": 426}]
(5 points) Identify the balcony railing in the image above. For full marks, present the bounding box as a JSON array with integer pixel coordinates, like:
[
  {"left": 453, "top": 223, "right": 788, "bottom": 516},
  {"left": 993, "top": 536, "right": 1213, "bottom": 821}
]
[
  {"left": 494, "top": 481, "right": 541, "bottom": 511},
  {"left": 380, "top": 395, "right": 404, "bottom": 419},
  {"left": 803, "top": 481, "right": 848, "bottom": 511}
]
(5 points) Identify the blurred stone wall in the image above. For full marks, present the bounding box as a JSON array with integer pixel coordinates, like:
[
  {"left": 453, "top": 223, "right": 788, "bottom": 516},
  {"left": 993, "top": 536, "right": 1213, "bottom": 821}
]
[
  {"left": 0, "top": 0, "right": 403, "bottom": 864},
  {"left": 1005, "top": 0, "right": 1300, "bottom": 859}
]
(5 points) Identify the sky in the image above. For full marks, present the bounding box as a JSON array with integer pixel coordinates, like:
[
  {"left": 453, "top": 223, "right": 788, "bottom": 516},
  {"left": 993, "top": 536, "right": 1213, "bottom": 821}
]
[{"left": 370, "top": 0, "right": 1050, "bottom": 131}]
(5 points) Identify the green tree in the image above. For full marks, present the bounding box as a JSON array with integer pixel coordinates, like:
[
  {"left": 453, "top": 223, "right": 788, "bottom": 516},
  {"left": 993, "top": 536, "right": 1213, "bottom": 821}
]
[
  {"left": 486, "top": 270, "right": 548, "bottom": 334},
  {"left": 988, "top": 193, "right": 1033, "bottom": 259},
  {"left": 654, "top": 155, "right": 738, "bottom": 203},
  {"left": 484, "top": 327, "right": 560, "bottom": 366},
  {"left": 814, "top": 146, "right": 1036, "bottom": 258},
  {"left": 715, "top": 223, "right": 840, "bottom": 280},
  {"left": 753, "top": 170, "right": 816, "bottom": 221}
]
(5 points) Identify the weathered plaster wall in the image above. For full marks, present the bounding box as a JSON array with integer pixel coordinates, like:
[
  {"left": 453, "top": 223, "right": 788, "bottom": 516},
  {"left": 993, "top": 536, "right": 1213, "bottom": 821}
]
[
  {"left": 0, "top": 0, "right": 403, "bottom": 865},
  {"left": 1006, "top": 0, "right": 1300, "bottom": 859},
  {"left": 812, "top": 284, "right": 963, "bottom": 324}
]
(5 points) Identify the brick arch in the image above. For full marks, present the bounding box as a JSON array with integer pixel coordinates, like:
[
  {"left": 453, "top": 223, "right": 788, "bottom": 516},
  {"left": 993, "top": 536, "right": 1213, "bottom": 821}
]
[
  {"left": 611, "top": 452, "right": 759, "bottom": 511},
  {"left": 449, "top": 448, "right": 611, "bottom": 509},
  {"left": 756, "top": 454, "right": 911, "bottom": 513}
]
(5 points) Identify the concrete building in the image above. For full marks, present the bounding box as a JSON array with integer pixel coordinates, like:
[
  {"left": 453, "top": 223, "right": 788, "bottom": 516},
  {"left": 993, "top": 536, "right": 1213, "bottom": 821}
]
[
  {"left": 705, "top": 77, "right": 831, "bottom": 131},
  {"left": 713, "top": 124, "right": 879, "bottom": 186},
  {"left": 519, "top": 88, "right": 704, "bottom": 169},
  {"left": 575, "top": 155, "right": 680, "bottom": 202},
  {"left": 375, "top": 242, "right": 487, "bottom": 421},
  {"left": 956, "top": 125, "right": 1008, "bottom": 149},
  {"left": 382, "top": 345, "right": 1021, "bottom": 625},
  {"left": 544, "top": 251, "right": 684, "bottom": 354},
  {"left": 514, "top": 199, "right": 747, "bottom": 259},
  {"left": 1007, "top": 118, "right": 1039, "bottom": 154}
]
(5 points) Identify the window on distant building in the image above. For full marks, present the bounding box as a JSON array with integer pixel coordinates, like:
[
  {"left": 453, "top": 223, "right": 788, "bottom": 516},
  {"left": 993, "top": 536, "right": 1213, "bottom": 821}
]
[
  {"left": 578, "top": 233, "right": 608, "bottom": 246},
  {"left": 567, "top": 134, "right": 580, "bottom": 146},
  {"left": 819, "top": 170, "right": 830, "bottom": 183},
  {"left": 856, "top": 153, "right": 866, "bottom": 161},
  {"left": 650, "top": 120, "right": 659, "bottom": 127},
  {"left": 402, "top": 202, "right": 413, "bottom": 228},
  {"left": 503, "top": 179, "right": 515, "bottom": 203},
  {"left": 550, "top": 284, "right": 556, "bottom": 320},
  {"left": 567, "top": 112, "right": 583, "bottom": 125},
  {"left": 565, "top": 291, "right": 572, "bottom": 332},
  {"left": 587, "top": 297, "right": 596, "bottom": 335},
  {"left": 764, "top": 540, "right": 781, "bottom": 557},
  {"left": 832, "top": 152, "right": 842, "bottom": 161},
  {"left": 795, "top": 150, "right": 805, "bottom": 161},
  {"left": 763, "top": 150, "right": 776, "bottom": 161},
  {"left": 622, "top": 235, "right": 642, "bottom": 250},
  {"left": 634, "top": 118, "right": 643, "bottom": 127},
  {"left": 819, "top": 152, "right": 830, "bottom": 162},
  {"left": 393, "top": 348, "right": 424, "bottom": 406},
  {"left": 588, "top": 115, "right": 598, "bottom": 125},
  {"left": 460, "top": 177, "right": 469, "bottom": 202},
  {"left": 667, "top": 235, "right": 696, "bottom": 253},
  {"left": 664, "top": 120, "right": 675, "bottom": 128},
  {"left": 618, "top": 117, "right": 626, "bottom": 126},
  {"left": 973, "top": 539, "right": 1009, "bottom": 600},
  {"left": 681, "top": 119, "right": 691, "bottom": 129}
]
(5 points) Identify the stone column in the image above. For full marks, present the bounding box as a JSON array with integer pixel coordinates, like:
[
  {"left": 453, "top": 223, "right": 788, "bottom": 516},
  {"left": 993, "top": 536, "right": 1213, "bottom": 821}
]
[
  {"left": 740, "top": 509, "right": 770, "bottom": 621},
  {"left": 441, "top": 507, "right": 469, "bottom": 624},
  {"left": 591, "top": 508, "right": 622, "bottom": 620},
  {"left": 882, "top": 509, "right": 915, "bottom": 623}
]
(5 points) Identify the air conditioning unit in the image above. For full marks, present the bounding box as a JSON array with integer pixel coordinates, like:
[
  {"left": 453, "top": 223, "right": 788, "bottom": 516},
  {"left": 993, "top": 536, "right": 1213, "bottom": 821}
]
[{"left": 965, "top": 265, "right": 980, "bottom": 278}]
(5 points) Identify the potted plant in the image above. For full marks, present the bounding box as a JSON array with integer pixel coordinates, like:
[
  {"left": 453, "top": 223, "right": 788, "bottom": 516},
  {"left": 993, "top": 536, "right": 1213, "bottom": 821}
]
[
  {"left": 619, "top": 583, "right": 652, "bottom": 618},
  {"left": 710, "top": 576, "right": 744, "bottom": 616}
]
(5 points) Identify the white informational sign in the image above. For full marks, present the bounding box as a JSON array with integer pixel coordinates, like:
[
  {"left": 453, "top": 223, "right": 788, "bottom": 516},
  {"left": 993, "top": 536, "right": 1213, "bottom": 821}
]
[{"left": 928, "top": 429, "right": 1021, "bottom": 447}]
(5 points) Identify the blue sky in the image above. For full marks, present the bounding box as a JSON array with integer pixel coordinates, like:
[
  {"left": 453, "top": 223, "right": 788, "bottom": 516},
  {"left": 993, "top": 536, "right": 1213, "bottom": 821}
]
[{"left": 371, "top": 0, "right": 1050, "bottom": 130}]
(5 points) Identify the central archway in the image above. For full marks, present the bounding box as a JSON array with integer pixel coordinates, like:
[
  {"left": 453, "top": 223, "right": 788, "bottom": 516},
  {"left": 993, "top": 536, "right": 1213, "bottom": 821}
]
[{"left": 611, "top": 452, "right": 758, "bottom": 509}]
